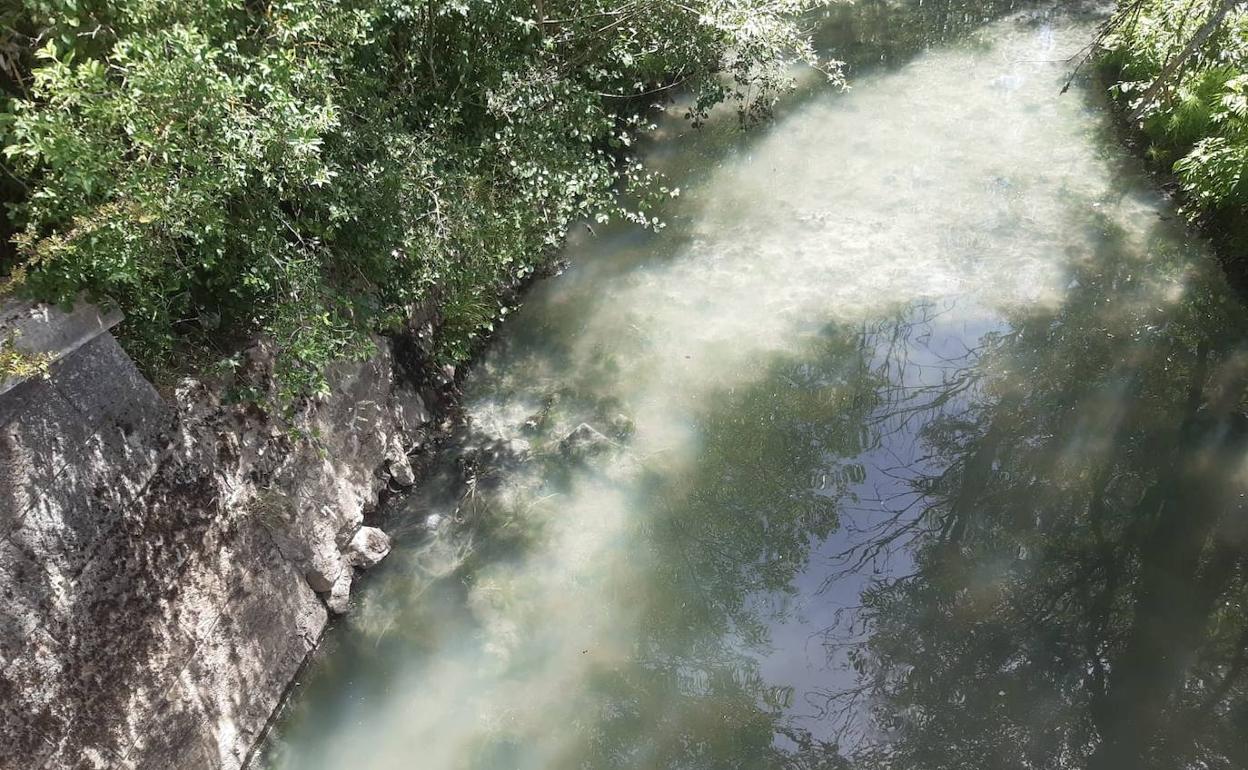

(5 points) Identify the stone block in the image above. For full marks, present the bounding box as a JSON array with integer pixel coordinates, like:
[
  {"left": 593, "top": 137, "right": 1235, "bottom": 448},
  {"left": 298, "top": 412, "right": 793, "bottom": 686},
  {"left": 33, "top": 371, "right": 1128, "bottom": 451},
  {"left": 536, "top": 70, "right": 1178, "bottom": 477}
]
[
  {"left": 0, "top": 381, "right": 95, "bottom": 532},
  {"left": 0, "top": 629, "right": 71, "bottom": 769},
  {"left": 0, "top": 298, "right": 122, "bottom": 397},
  {"left": 172, "top": 551, "right": 325, "bottom": 770},
  {"left": 0, "top": 539, "right": 66, "bottom": 666},
  {"left": 50, "top": 334, "right": 170, "bottom": 439}
]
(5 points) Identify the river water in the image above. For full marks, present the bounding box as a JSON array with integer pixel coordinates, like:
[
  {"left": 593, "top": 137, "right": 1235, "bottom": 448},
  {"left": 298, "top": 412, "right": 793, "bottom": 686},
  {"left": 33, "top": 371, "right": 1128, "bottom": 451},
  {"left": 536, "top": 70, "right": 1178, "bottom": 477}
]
[{"left": 259, "top": 2, "right": 1248, "bottom": 768}]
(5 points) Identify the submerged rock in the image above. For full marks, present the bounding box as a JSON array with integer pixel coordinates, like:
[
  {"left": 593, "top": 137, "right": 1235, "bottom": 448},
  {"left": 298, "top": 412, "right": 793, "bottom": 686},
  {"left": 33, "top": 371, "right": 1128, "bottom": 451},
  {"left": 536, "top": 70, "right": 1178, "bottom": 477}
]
[
  {"left": 505, "top": 436, "right": 533, "bottom": 461},
  {"left": 560, "top": 423, "right": 612, "bottom": 459},
  {"left": 608, "top": 413, "right": 635, "bottom": 440},
  {"left": 346, "top": 525, "right": 392, "bottom": 568}
]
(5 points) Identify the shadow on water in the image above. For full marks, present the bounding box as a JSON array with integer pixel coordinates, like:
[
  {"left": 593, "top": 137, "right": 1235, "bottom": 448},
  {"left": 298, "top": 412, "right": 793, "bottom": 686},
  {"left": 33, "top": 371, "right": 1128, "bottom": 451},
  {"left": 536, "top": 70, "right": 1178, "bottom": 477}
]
[
  {"left": 818, "top": 210, "right": 1248, "bottom": 768},
  {"left": 812, "top": 0, "right": 1049, "bottom": 73}
]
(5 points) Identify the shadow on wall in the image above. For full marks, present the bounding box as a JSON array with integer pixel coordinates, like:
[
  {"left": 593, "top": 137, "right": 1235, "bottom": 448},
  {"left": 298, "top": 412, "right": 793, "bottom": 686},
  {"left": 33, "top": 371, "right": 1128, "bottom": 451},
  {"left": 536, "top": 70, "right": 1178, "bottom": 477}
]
[
  {"left": 0, "top": 327, "right": 320, "bottom": 770},
  {"left": 0, "top": 304, "right": 433, "bottom": 769}
]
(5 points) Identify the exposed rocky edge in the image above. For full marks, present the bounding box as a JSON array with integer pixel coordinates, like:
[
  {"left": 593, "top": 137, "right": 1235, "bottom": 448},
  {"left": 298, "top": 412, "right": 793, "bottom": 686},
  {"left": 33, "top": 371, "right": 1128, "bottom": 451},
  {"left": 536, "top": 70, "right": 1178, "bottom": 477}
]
[{"left": 0, "top": 301, "right": 453, "bottom": 770}]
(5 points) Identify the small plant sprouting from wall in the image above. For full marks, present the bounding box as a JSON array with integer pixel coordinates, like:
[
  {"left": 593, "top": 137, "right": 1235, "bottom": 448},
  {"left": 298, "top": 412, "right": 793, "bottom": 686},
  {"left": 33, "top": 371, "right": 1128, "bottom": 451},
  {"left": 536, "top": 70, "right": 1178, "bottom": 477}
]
[{"left": 0, "top": 330, "right": 52, "bottom": 383}]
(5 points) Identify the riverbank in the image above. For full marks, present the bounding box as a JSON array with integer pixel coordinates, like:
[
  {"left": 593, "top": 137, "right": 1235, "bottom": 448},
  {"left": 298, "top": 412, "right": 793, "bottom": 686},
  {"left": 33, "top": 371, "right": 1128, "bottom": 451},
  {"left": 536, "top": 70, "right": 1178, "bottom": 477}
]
[
  {"left": 0, "top": 0, "right": 832, "bottom": 407},
  {"left": 0, "top": 0, "right": 848, "bottom": 763},
  {"left": 0, "top": 3, "right": 831, "bottom": 763},
  {"left": 1095, "top": 80, "right": 1248, "bottom": 294},
  {"left": 1096, "top": 0, "right": 1248, "bottom": 286},
  {"left": 0, "top": 296, "right": 470, "bottom": 769}
]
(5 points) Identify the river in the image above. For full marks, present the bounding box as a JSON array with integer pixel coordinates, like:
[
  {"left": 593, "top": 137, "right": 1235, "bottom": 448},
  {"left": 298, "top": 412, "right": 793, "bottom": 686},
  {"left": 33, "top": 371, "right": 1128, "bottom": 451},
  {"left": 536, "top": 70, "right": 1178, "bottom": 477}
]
[{"left": 258, "top": 1, "right": 1248, "bottom": 767}]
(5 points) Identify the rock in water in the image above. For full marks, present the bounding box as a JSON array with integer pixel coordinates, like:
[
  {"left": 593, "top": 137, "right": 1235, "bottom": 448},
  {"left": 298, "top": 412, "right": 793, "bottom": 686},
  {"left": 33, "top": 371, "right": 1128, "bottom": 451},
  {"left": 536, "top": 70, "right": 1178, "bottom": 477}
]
[
  {"left": 346, "top": 526, "right": 392, "bottom": 568},
  {"left": 305, "top": 554, "right": 345, "bottom": 594},
  {"left": 326, "top": 570, "right": 353, "bottom": 615},
  {"left": 505, "top": 437, "right": 533, "bottom": 462},
  {"left": 387, "top": 454, "right": 416, "bottom": 487},
  {"left": 608, "top": 413, "right": 635, "bottom": 439},
  {"left": 559, "top": 423, "right": 611, "bottom": 459}
]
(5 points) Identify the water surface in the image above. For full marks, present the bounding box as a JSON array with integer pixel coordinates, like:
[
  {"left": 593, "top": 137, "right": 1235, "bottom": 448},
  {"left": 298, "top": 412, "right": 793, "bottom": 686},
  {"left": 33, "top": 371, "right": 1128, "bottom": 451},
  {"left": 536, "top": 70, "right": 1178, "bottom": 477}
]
[{"left": 260, "top": 3, "right": 1248, "bottom": 768}]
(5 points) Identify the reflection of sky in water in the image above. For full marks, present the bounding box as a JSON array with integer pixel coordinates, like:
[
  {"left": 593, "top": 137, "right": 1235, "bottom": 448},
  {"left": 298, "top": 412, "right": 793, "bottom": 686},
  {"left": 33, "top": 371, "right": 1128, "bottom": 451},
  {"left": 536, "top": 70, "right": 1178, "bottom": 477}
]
[
  {"left": 260, "top": 5, "right": 1248, "bottom": 769},
  {"left": 759, "top": 305, "right": 1002, "bottom": 744}
]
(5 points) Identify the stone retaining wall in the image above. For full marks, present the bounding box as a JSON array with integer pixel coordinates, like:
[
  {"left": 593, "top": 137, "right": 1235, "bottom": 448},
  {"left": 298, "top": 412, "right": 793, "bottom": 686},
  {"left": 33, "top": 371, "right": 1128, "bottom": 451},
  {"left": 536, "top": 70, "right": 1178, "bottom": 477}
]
[{"left": 0, "top": 299, "right": 442, "bottom": 769}]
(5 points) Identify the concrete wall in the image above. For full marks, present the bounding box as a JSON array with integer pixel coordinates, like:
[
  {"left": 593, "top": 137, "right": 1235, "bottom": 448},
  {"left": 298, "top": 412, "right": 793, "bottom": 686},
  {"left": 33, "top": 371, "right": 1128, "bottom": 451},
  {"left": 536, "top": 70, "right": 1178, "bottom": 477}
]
[{"left": 0, "top": 299, "right": 440, "bottom": 769}]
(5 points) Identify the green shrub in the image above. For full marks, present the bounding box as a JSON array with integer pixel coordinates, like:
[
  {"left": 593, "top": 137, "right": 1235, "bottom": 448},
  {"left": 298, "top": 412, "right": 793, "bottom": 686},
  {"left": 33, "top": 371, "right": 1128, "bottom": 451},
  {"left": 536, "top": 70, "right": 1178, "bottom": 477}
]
[
  {"left": 0, "top": 330, "right": 52, "bottom": 383},
  {"left": 1101, "top": 0, "right": 1248, "bottom": 217},
  {"left": 0, "top": 0, "right": 831, "bottom": 403}
]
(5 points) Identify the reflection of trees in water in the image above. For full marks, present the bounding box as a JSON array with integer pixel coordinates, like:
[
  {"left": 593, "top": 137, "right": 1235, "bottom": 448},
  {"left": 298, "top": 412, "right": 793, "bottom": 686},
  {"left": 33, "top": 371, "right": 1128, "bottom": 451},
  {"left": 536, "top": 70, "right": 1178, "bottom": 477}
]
[
  {"left": 813, "top": 0, "right": 1041, "bottom": 69},
  {"left": 825, "top": 215, "right": 1248, "bottom": 769},
  {"left": 823, "top": 301, "right": 987, "bottom": 589},
  {"left": 565, "top": 328, "right": 885, "bottom": 769}
]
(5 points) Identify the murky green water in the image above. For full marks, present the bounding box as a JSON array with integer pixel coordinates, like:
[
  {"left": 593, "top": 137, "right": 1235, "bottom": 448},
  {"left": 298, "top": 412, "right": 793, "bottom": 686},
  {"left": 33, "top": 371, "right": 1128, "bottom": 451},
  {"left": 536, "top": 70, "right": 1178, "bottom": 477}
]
[{"left": 259, "top": 2, "right": 1248, "bottom": 768}]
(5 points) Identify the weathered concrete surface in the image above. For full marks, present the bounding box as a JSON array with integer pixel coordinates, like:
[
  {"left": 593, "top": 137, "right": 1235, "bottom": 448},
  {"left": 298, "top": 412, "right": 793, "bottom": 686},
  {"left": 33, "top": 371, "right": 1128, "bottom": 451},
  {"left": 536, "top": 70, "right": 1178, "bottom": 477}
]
[
  {"left": 0, "top": 304, "right": 446, "bottom": 769},
  {"left": 0, "top": 297, "right": 123, "bottom": 396}
]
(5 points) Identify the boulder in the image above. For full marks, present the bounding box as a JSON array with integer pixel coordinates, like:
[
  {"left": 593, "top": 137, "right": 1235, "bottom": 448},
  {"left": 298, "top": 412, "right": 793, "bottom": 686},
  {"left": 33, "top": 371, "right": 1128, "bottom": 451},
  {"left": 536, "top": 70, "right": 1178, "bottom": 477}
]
[
  {"left": 387, "top": 454, "right": 416, "bottom": 487},
  {"left": 346, "top": 526, "right": 392, "bottom": 569},
  {"left": 305, "top": 553, "right": 345, "bottom": 594},
  {"left": 326, "top": 569, "right": 353, "bottom": 615},
  {"left": 394, "top": 385, "right": 431, "bottom": 435}
]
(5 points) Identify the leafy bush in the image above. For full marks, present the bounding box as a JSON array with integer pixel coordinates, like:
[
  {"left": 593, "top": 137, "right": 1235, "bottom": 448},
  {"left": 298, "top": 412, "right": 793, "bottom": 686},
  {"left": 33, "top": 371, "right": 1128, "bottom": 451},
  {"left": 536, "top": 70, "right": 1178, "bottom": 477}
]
[
  {"left": 1101, "top": 0, "right": 1248, "bottom": 224},
  {"left": 0, "top": 330, "right": 52, "bottom": 383},
  {"left": 0, "top": 0, "right": 830, "bottom": 403}
]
